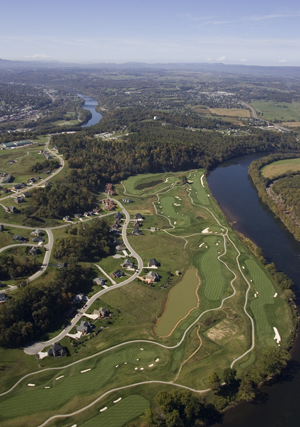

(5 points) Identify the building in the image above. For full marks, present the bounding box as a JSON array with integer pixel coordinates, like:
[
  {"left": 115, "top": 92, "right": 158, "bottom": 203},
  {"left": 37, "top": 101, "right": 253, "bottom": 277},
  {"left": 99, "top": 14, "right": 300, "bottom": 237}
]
[
  {"left": 5, "top": 206, "right": 19, "bottom": 213},
  {"left": 29, "top": 246, "right": 40, "bottom": 255},
  {"left": 0, "top": 293, "right": 9, "bottom": 303},
  {"left": 123, "top": 198, "right": 133, "bottom": 203},
  {"left": 134, "top": 213, "right": 144, "bottom": 221},
  {"left": 102, "top": 199, "right": 116, "bottom": 211},
  {"left": 122, "top": 258, "right": 134, "bottom": 269},
  {"left": 145, "top": 271, "right": 160, "bottom": 284},
  {"left": 13, "top": 235, "right": 24, "bottom": 241},
  {"left": 63, "top": 215, "right": 71, "bottom": 222},
  {"left": 47, "top": 342, "right": 65, "bottom": 358},
  {"left": 32, "top": 236, "right": 44, "bottom": 243},
  {"left": 30, "top": 229, "right": 42, "bottom": 236},
  {"left": 0, "top": 224, "right": 3, "bottom": 231},
  {"left": 105, "top": 183, "right": 115, "bottom": 195},
  {"left": 111, "top": 270, "right": 124, "bottom": 279},
  {"left": 93, "top": 277, "right": 107, "bottom": 286},
  {"left": 76, "top": 321, "right": 94, "bottom": 334},
  {"left": 148, "top": 258, "right": 160, "bottom": 268},
  {"left": 93, "top": 307, "right": 111, "bottom": 318}
]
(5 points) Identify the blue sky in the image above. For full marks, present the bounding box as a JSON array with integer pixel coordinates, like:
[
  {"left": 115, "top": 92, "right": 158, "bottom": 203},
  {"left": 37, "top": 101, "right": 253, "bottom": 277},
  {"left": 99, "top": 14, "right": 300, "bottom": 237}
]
[{"left": 1, "top": 0, "right": 300, "bottom": 65}]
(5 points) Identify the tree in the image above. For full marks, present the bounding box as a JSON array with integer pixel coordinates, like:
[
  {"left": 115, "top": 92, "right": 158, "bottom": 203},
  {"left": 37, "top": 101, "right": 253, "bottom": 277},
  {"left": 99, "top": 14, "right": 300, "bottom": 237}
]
[
  {"left": 223, "top": 368, "right": 237, "bottom": 386},
  {"left": 208, "top": 372, "right": 222, "bottom": 394},
  {"left": 237, "top": 376, "right": 256, "bottom": 402}
]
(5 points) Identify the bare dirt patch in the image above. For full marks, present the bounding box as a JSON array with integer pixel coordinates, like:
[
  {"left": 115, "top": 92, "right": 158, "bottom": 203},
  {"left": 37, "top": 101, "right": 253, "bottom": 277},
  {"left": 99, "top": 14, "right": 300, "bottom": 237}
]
[{"left": 206, "top": 318, "right": 239, "bottom": 344}]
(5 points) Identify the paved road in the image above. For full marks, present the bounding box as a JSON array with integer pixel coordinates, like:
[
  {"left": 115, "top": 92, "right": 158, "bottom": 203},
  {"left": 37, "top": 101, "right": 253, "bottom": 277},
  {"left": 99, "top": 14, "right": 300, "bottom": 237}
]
[
  {"left": 239, "top": 101, "right": 258, "bottom": 119},
  {"left": 24, "top": 198, "right": 144, "bottom": 354}
]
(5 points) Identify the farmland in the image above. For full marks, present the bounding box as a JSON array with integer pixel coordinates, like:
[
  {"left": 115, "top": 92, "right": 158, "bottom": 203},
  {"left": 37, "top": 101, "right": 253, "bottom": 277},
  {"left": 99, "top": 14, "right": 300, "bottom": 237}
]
[
  {"left": 262, "top": 157, "right": 300, "bottom": 179},
  {"left": 208, "top": 108, "right": 251, "bottom": 118},
  {"left": 250, "top": 101, "right": 300, "bottom": 121}
]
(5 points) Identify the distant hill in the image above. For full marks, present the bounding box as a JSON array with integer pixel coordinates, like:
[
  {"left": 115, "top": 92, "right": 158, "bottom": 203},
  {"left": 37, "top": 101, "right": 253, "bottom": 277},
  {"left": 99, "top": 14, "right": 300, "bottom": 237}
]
[{"left": 0, "top": 58, "right": 300, "bottom": 77}]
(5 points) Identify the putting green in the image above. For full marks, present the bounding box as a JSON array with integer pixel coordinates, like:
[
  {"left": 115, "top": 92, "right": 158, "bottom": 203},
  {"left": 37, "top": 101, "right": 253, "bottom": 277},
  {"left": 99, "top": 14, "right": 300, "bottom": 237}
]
[
  {"left": 81, "top": 395, "right": 150, "bottom": 427},
  {"left": 155, "top": 268, "right": 200, "bottom": 337}
]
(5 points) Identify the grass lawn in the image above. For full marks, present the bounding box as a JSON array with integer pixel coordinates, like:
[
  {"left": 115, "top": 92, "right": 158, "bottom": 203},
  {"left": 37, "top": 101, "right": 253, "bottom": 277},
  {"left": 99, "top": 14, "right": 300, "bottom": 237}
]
[
  {"left": 262, "top": 157, "right": 300, "bottom": 179},
  {"left": 250, "top": 101, "right": 300, "bottom": 121}
]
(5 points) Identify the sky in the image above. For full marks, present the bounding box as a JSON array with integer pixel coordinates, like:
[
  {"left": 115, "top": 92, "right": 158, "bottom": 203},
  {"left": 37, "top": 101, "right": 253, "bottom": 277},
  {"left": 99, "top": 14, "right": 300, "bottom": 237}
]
[{"left": 1, "top": 0, "right": 300, "bottom": 65}]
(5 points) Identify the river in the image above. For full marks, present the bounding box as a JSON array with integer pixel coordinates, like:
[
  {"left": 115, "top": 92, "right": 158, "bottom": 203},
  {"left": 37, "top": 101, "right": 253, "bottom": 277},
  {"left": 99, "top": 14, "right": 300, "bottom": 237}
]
[
  {"left": 207, "top": 153, "right": 300, "bottom": 427},
  {"left": 77, "top": 94, "right": 102, "bottom": 127}
]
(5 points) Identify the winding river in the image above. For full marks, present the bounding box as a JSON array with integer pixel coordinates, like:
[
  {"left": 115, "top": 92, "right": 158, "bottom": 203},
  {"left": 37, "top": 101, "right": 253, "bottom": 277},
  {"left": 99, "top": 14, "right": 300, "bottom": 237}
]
[
  {"left": 207, "top": 153, "right": 300, "bottom": 427},
  {"left": 78, "top": 94, "right": 102, "bottom": 127}
]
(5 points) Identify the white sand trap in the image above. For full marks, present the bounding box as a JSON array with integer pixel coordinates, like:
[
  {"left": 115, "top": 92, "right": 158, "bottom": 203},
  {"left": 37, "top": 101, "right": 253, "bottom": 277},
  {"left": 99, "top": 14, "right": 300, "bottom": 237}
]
[
  {"left": 66, "top": 331, "right": 82, "bottom": 339},
  {"left": 155, "top": 358, "right": 159, "bottom": 362},
  {"left": 216, "top": 243, "right": 219, "bottom": 245},
  {"left": 207, "top": 194, "right": 210, "bottom": 197},
  {"left": 124, "top": 362, "right": 127, "bottom": 364},
  {"left": 149, "top": 364, "right": 154, "bottom": 367},
  {"left": 28, "top": 384, "right": 35, "bottom": 387},
  {"left": 242, "top": 266, "right": 245, "bottom": 269},
  {"left": 274, "top": 293, "right": 278, "bottom": 298},
  {"left": 81, "top": 369, "right": 91, "bottom": 373},
  {"left": 175, "top": 196, "right": 180, "bottom": 199},
  {"left": 136, "top": 358, "right": 139, "bottom": 361},
  {"left": 113, "top": 398, "right": 122, "bottom": 403},
  {"left": 100, "top": 407, "right": 107, "bottom": 412},
  {"left": 45, "top": 386, "right": 50, "bottom": 389},
  {"left": 38, "top": 351, "right": 49, "bottom": 360},
  {"left": 174, "top": 203, "right": 181, "bottom": 206},
  {"left": 71, "top": 425, "right": 77, "bottom": 427},
  {"left": 84, "top": 313, "right": 98, "bottom": 320},
  {"left": 202, "top": 228, "right": 210, "bottom": 234},
  {"left": 135, "top": 367, "right": 138, "bottom": 370},
  {"left": 200, "top": 174, "right": 205, "bottom": 187},
  {"left": 55, "top": 375, "right": 64, "bottom": 381},
  {"left": 273, "top": 327, "right": 281, "bottom": 344},
  {"left": 165, "top": 178, "right": 169, "bottom": 182},
  {"left": 199, "top": 243, "right": 204, "bottom": 248},
  {"left": 115, "top": 365, "right": 119, "bottom": 368},
  {"left": 140, "top": 348, "right": 144, "bottom": 350},
  {"left": 140, "top": 367, "right": 144, "bottom": 370},
  {"left": 254, "top": 294, "right": 257, "bottom": 298},
  {"left": 174, "top": 221, "right": 176, "bottom": 225}
]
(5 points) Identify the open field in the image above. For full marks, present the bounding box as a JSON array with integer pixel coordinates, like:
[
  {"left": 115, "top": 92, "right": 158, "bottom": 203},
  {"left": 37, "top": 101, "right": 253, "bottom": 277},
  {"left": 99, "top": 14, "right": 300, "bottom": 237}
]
[
  {"left": 250, "top": 101, "right": 300, "bottom": 121},
  {"left": 155, "top": 268, "right": 200, "bottom": 337},
  {"left": 208, "top": 108, "right": 251, "bottom": 117},
  {"left": 0, "top": 169, "right": 294, "bottom": 427},
  {"left": 281, "top": 121, "right": 300, "bottom": 128},
  {"left": 262, "top": 157, "right": 300, "bottom": 179}
]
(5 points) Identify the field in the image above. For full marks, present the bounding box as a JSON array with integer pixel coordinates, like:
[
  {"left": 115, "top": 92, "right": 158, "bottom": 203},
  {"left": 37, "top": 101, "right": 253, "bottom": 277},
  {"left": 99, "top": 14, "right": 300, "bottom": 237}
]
[
  {"left": 282, "top": 121, "right": 300, "bottom": 128},
  {"left": 0, "top": 169, "right": 294, "bottom": 427},
  {"left": 208, "top": 108, "right": 251, "bottom": 117},
  {"left": 262, "top": 157, "right": 300, "bottom": 179},
  {"left": 155, "top": 268, "right": 200, "bottom": 337},
  {"left": 250, "top": 101, "right": 300, "bottom": 121}
]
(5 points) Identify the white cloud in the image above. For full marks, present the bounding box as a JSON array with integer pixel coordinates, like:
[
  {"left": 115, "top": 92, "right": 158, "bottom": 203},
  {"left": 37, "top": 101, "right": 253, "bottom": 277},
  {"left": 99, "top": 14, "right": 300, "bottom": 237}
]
[
  {"left": 240, "top": 59, "right": 246, "bottom": 62},
  {"left": 218, "top": 56, "right": 226, "bottom": 61},
  {"left": 279, "top": 59, "right": 287, "bottom": 62},
  {"left": 207, "top": 58, "right": 211, "bottom": 61}
]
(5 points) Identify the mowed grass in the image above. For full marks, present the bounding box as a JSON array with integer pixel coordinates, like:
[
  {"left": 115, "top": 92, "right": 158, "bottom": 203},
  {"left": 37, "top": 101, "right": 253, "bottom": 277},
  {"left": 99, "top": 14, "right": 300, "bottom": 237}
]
[
  {"left": 250, "top": 101, "right": 300, "bottom": 121},
  {"left": 80, "top": 395, "right": 150, "bottom": 427},
  {"left": 0, "top": 343, "right": 169, "bottom": 422},
  {"left": 0, "top": 149, "right": 47, "bottom": 184},
  {"left": 199, "top": 236, "right": 228, "bottom": 301},
  {"left": 262, "top": 157, "right": 300, "bottom": 179},
  {"left": 122, "top": 172, "right": 178, "bottom": 196},
  {"left": 208, "top": 108, "right": 250, "bottom": 117},
  {"left": 188, "top": 170, "right": 210, "bottom": 206},
  {"left": 245, "top": 259, "right": 276, "bottom": 345},
  {"left": 155, "top": 268, "right": 200, "bottom": 337}
]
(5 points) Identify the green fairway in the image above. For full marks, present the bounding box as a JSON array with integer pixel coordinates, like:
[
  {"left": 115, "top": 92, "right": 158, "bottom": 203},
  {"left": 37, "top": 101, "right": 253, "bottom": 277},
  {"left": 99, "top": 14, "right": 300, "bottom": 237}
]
[
  {"left": 155, "top": 268, "right": 200, "bottom": 337},
  {"left": 199, "top": 236, "right": 228, "bottom": 301},
  {"left": 80, "top": 395, "right": 150, "bottom": 427},
  {"left": 245, "top": 259, "right": 276, "bottom": 345},
  {"left": 122, "top": 172, "right": 178, "bottom": 196},
  {"left": 262, "top": 157, "right": 300, "bottom": 179}
]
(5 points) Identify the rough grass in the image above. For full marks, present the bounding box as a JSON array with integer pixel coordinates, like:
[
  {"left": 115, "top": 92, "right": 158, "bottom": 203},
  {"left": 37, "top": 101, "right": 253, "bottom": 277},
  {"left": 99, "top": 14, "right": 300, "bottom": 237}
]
[
  {"left": 208, "top": 108, "right": 251, "bottom": 117},
  {"left": 262, "top": 158, "right": 300, "bottom": 179},
  {"left": 155, "top": 268, "right": 200, "bottom": 337}
]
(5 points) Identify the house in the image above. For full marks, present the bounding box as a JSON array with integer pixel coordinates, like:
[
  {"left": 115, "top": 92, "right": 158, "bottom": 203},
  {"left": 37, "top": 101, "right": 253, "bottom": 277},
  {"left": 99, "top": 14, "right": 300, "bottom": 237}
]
[
  {"left": 145, "top": 271, "right": 160, "bottom": 284},
  {"left": 102, "top": 199, "right": 116, "bottom": 211},
  {"left": 1, "top": 188, "right": 10, "bottom": 194},
  {"left": 122, "top": 258, "right": 134, "bottom": 269},
  {"left": 73, "top": 293, "right": 88, "bottom": 304},
  {"left": 111, "top": 270, "right": 124, "bottom": 279},
  {"left": 74, "top": 213, "right": 82, "bottom": 219},
  {"left": 29, "top": 246, "right": 40, "bottom": 255},
  {"left": 134, "top": 213, "right": 144, "bottom": 221},
  {"left": 99, "top": 307, "right": 111, "bottom": 318},
  {"left": 14, "top": 196, "right": 24, "bottom": 204},
  {"left": 6, "top": 206, "right": 18, "bottom": 213},
  {"left": 93, "top": 207, "right": 101, "bottom": 214},
  {"left": 30, "top": 229, "right": 42, "bottom": 236},
  {"left": 13, "top": 235, "right": 24, "bottom": 241},
  {"left": 115, "top": 212, "right": 123, "bottom": 220},
  {"left": 132, "top": 228, "right": 143, "bottom": 236},
  {"left": 148, "top": 258, "right": 160, "bottom": 268},
  {"left": 115, "top": 244, "right": 126, "bottom": 251},
  {"left": 0, "top": 293, "right": 9, "bottom": 303},
  {"left": 57, "top": 262, "right": 67, "bottom": 269},
  {"left": 21, "top": 192, "right": 30, "bottom": 198},
  {"left": 32, "top": 236, "right": 44, "bottom": 243},
  {"left": 105, "top": 183, "right": 115, "bottom": 195},
  {"left": 0, "top": 224, "right": 3, "bottom": 231},
  {"left": 123, "top": 198, "right": 133, "bottom": 203},
  {"left": 28, "top": 178, "right": 36, "bottom": 184},
  {"left": 47, "top": 342, "right": 65, "bottom": 358},
  {"left": 63, "top": 215, "right": 71, "bottom": 222},
  {"left": 93, "top": 277, "right": 107, "bottom": 286},
  {"left": 76, "top": 321, "right": 94, "bottom": 334}
]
